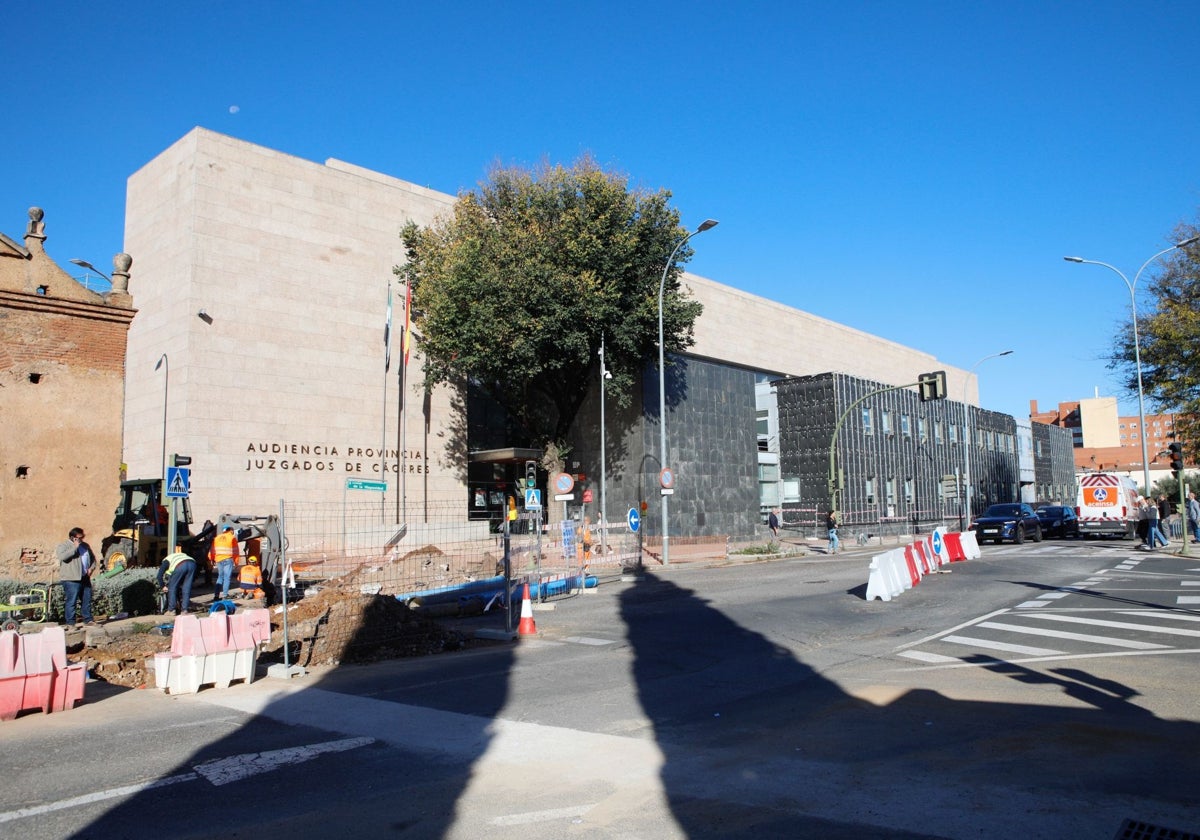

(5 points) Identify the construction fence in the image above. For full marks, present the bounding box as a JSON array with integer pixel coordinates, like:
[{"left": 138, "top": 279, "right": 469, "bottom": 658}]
[
  {"left": 781, "top": 505, "right": 961, "bottom": 546},
  {"left": 269, "top": 499, "right": 646, "bottom": 667}
]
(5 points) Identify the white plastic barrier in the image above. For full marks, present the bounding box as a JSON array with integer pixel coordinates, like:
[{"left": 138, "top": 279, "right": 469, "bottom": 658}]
[
  {"left": 154, "top": 608, "right": 269, "bottom": 695},
  {"left": 865, "top": 531, "right": 972, "bottom": 602}
]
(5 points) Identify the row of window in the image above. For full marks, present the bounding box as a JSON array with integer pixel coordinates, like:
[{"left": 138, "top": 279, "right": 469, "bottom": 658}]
[
  {"left": 1118, "top": 419, "right": 1173, "bottom": 430},
  {"left": 860, "top": 409, "right": 1016, "bottom": 453},
  {"left": 757, "top": 466, "right": 963, "bottom": 508}
]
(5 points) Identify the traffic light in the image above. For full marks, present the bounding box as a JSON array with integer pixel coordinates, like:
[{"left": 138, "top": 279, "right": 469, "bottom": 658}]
[
  {"left": 1168, "top": 442, "right": 1184, "bottom": 479},
  {"left": 171, "top": 454, "right": 191, "bottom": 467},
  {"left": 918, "top": 370, "right": 947, "bottom": 402},
  {"left": 524, "top": 460, "right": 537, "bottom": 490}
]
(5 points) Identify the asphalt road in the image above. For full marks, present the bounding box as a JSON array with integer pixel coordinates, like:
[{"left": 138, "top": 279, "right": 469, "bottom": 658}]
[{"left": 3, "top": 537, "right": 1199, "bottom": 839}]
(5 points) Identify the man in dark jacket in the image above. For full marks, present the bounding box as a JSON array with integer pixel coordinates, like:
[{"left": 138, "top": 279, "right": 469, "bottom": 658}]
[{"left": 55, "top": 527, "right": 95, "bottom": 627}]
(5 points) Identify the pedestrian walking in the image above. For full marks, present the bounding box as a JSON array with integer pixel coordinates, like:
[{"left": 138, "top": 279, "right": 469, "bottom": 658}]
[
  {"left": 1158, "top": 494, "right": 1177, "bottom": 540},
  {"left": 55, "top": 527, "right": 95, "bottom": 627},
  {"left": 1187, "top": 492, "right": 1200, "bottom": 544},
  {"left": 768, "top": 508, "right": 780, "bottom": 539},
  {"left": 1146, "top": 498, "right": 1169, "bottom": 549},
  {"left": 826, "top": 509, "right": 840, "bottom": 554}
]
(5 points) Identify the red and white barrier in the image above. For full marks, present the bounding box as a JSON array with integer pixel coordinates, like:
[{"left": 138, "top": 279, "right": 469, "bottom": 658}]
[
  {"left": 866, "top": 528, "right": 972, "bottom": 602},
  {"left": 154, "top": 608, "right": 271, "bottom": 695},
  {"left": 0, "top": 627, "right": 86, "bottom": 720}
]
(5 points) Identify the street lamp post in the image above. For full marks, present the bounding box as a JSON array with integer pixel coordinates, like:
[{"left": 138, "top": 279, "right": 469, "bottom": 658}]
[
  {"left": 69, "top": 258, "right": 112, "bottom": 289},
  {"left": 962, "top": 350, "right": 1013, "bottom": 527},
  {"left": 599, "top": 335, "right": 612, "bottom": 562},
  {"left": 657, "top": 219, "right": 718, "bottom": 565},
  {"left": 154, "top": 354, "right": 169, "bottom": 484},
  {"left": 1064, "top": 235, "right": 1199, "bottom": 494}
]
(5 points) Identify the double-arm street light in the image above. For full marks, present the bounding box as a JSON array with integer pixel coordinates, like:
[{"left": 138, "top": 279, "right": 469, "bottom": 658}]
[
  {"left": 1064, "top": 235, "right": 1199, "bottom": 494},
  {"left": 962, "top": 350, "right": 1013, "bottom": 527},
  {"left": 657, "top": 219, "right": 718, "bottom": 565}
]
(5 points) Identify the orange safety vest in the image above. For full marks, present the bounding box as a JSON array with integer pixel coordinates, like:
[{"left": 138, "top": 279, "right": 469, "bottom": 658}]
[
  {"left": 209, "top": 530, "right": 239, "bottom": 564},
  {"left": 238, "top": 563, "right": 262, "bottom": 591}
]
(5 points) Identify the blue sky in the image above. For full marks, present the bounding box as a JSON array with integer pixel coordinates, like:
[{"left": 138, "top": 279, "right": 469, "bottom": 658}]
[{"left": 4, "top": 1, "right": 1198, "bottom": 422}]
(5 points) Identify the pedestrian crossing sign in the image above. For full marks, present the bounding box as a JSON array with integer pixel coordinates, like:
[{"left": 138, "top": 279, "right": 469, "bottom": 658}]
[{"left": 166, "top": 466, "right": 190, "bottom": 498}]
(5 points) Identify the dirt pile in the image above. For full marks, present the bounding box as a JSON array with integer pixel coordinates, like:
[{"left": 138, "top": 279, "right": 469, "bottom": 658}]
[{"left": 270, "top": 587, "right": 470, "bottom": 667}]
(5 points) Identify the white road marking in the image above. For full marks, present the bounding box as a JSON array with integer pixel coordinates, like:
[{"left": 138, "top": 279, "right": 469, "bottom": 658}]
[
  {"left": 897, "top": 650, "right": 960, "bottom": 663},
  {"left": 1120, "top": 610, "right": 1200, "bottom": 622},
  {"left": 1021, "top": 613, "right": 1200, "bottom": 637},
  {"left": 492, "top": 803, "right": 596, "bottom": 826},
  {"left": 0, "top": 736, "right": 374, "bottom": 824},
  {"left": 1016, "top": 601, "right": 1053, "bottom": 608},
  {"left": 976, "top": 620, "right": 1170, "bottom": 650},
  {"left": 0, "top": 772, "right": 197, "bottom": 824},
  {"left": 941, "top": 635, "right": 1064, "bottom": 656},
  {"left": 892, "top": 608, "right": 1010, "bottom": 651},
  {"left": 561, "top": 636, "right": 617, "bottom": 646},
  {"left": 1178, "top": 596, "right": 1200, "bottom": 605},
  {"left": 194, "top": 736, "right": 375, "bottom": 786}
]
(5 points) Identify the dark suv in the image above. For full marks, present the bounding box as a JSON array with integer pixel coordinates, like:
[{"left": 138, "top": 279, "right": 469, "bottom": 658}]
[
  {"left": 972, "top": 503, "right": 1043, "bottom": 544},
  {"left": 1035, "top": 505, "right": 1080, "bottom": 539}
]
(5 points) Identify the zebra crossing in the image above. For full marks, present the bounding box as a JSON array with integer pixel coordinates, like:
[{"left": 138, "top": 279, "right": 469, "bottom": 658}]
[{"left": 894, "top": 549, "right": 1200, "bottom": 667}]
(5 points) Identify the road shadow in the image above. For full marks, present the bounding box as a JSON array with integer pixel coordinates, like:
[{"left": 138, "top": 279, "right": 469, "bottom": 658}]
[
  {"left": 66, "top": 595, "right": 516, "bottom": 839},
  {"left": 619, "top": 569, "right": 1200, "bottom": 838}
]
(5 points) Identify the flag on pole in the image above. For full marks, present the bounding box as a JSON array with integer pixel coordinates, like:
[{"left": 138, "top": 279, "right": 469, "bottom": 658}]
[
  {"left": 402, "top": 278, "right": 412, "bottom": 366},
  {"left": 384, "top": 283, "right": 393, "bottom": 373}
]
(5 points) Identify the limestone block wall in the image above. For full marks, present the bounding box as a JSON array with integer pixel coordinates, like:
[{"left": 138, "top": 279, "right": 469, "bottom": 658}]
[
  {"left": 123, "top": 129, "right": 462, "bottom": 524},
  {"left": 684, "top": 274, "right": 977, "bottom": 404}
]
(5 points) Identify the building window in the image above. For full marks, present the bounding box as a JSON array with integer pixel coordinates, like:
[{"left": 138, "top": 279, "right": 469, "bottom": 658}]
[
  {"left": 781, "top": 478, "right": 801, "bottom": 504},
  {"left": 881, "top": 410, "right": 892, "bottom": 435},
  {"left": 917, "top": 417, "right": 926, "bottom": 443},
  {"left": 885, "top": 477, "right": 897, "bottom": 507},
  {"left": 900, "top": 414, "right": 911, "bottom": 438},
  {"left": 904, "top": 478, "right": 913, "bottom": 503},
  {"left": 862, "top": 407, "right": 873, "bottom": 435},
  {"left": 865, "top": 477, "right": 875, "bottom": 504},
  {"left": 949, "top": 423, "right": 958, "bottom": 444},
  {"left": 934, "top": 422, "right": 943, "bottom": 444}
]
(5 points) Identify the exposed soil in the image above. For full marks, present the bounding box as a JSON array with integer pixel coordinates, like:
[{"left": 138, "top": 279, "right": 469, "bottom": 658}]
[{"left": 72, "top": 586, "right": 491, "bottom": 689}]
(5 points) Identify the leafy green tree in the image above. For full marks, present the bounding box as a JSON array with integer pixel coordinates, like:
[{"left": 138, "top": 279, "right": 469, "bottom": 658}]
[
  {"left": 1111, "top": 220, "right": 1200, "bottom": 456},
  {"left": 397, "top": 157, "right": 704, "bottom": 451}
]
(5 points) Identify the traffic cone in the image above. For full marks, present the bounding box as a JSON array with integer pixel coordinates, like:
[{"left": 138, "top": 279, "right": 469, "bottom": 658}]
[{"left": 517, "top": 582, "right": 538, "bottom": 637}]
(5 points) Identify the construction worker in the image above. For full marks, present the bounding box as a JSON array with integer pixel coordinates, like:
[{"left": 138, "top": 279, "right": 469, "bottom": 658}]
[
  {"left": 209, "top": 523, "right": 239, "bottom": 600},
  {"left": 237, "top": 555, "right": 264, "bottom": 600},
  {"left": 156, "top": 549, "right": 196, "bottom": 615},
  {"left": 580, "top": 516, "right": 593, "bottom": 567}
]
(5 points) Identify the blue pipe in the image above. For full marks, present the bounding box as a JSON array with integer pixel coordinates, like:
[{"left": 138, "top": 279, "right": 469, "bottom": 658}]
[{"left": 394, "top": 574, "right": 598, "bottom": 608}]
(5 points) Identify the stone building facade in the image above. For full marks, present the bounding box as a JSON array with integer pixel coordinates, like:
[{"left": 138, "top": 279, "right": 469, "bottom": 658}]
[
  {"left": 120, "top": 129, "right": 996, "bottom": 542},
  {"left": 0, "top": 208, "right": 134, "bottom": 577}
]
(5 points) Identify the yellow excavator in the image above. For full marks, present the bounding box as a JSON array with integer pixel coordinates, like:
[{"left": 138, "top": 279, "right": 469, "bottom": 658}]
[{"left": 99, "top": 478, "right": 209, "bottom": 572}]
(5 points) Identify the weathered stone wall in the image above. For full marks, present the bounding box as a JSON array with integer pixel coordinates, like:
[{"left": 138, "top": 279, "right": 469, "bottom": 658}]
[{"left": 0, "top": 211, "right": 134, "bottom": 578}]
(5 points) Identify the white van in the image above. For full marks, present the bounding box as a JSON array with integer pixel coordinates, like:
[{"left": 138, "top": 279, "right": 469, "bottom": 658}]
[{"left": 1075, "top": 472, "right": 1139, "bottom": 538}]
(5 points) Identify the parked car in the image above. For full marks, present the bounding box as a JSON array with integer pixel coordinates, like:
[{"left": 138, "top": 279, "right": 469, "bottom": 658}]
[
  {"left": 1036, "top": 505, "right": 1080, "bottom": 539},
  {"left": 971, "top": 503, "right": 1043, "bottom": 544}
]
